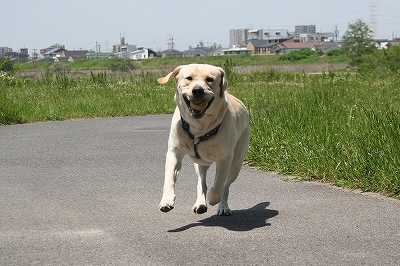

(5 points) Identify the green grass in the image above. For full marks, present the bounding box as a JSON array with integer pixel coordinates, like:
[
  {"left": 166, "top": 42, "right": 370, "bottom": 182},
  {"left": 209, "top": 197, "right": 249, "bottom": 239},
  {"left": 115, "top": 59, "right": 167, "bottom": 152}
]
[
  {"left": 0, "top": 72, "right": 175, "bottom": 123},
  {"left": 1, "top": 69, "right": 399, "bottom": 198},
  {"left": 236, "top": 71, "right": 400, "bottom": 198}
]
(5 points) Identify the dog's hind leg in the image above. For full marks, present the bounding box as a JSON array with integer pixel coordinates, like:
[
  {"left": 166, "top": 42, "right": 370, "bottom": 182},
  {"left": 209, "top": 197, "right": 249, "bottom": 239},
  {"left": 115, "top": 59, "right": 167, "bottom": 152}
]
[
  {"left": 216, "top": 127, "right": 250, "bottom": 216},
  {"left": 193, "top": 164, "right": 209, "bottom": 214}
]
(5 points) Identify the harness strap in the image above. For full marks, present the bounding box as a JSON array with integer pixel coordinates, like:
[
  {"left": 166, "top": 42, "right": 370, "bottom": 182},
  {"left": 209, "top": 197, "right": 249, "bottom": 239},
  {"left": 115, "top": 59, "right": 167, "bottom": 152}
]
[{"left": 181, "top": 117, "right": 222, "bottom": 159}]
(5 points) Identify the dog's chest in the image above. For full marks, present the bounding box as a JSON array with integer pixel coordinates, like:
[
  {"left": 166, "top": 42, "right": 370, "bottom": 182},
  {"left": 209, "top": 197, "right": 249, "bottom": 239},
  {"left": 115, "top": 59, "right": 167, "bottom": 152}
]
[{"left": 179, "top": 117, "right": 223, "bottom": 161}]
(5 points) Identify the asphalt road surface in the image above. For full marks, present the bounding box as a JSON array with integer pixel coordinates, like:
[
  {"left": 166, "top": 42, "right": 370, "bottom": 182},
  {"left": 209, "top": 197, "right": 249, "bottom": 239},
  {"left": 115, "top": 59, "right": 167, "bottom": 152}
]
[{"left": 1, "top": 115, "right": 399, "bottom": 265}]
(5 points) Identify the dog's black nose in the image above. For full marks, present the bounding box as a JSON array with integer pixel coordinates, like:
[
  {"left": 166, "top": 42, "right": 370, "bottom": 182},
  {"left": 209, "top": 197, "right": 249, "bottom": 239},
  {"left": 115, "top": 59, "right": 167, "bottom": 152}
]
[{"left": 192, "top": 86, "right": 205, "bottom": 99}]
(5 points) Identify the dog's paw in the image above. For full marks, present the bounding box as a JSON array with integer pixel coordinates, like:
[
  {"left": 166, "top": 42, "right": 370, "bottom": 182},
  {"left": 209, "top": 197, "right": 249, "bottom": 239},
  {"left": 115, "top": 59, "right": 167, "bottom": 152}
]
[
  {"left": 193, "top": 204, "right": 208, "bottom": 214},
  {"left": 159, "top": 197, "right": 175, "bottom": 213},
  {"left": 216, "top": 203, "right": 232, "bottom": 216},
  {"left": 160, "top": 204, "right": 174, "bottom": 212}
]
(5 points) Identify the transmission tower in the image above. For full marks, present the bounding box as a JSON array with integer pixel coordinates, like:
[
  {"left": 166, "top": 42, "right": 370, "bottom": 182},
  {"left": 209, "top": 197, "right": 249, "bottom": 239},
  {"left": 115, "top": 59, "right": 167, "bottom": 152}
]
[
  {"left": 370, "top": 0, "right": 377, "bottom": 39},
  {"left": 167, "top": 34, "right": 175, "bottom": 50}
]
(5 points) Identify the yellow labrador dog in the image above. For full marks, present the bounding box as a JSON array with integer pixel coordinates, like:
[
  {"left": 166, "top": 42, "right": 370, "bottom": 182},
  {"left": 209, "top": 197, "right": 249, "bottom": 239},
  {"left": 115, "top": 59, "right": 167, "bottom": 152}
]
[{"left": 157, "top": 64, "right": 250, "bottom": 216}]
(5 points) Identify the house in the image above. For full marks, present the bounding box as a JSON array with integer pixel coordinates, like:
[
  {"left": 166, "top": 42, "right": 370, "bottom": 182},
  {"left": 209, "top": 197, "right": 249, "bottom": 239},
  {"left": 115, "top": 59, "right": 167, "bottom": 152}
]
[
  {"left": 310, "top": 43, "right": 340, "bottom": 53},
  {"left": 54, "top": 50, "right": 89, "bottom": 62},
  {"left": 39, "top": 44, "right": 66, "bottom": 59},
  {"left": 272, "top": 39, "right": 320, "bottom": 54},
  {"left": 221, "top": 47, "right": 252, "bottom": 55},
  {"left": 375, "top": 39, "right": 389, "bottom": 49},
  {"left": 64, "top": 50, "right": 89, "bottom": 60},
  {"left": 130, "top": 47, "right": 157, "bottom": 60},
  {"left": 299, "top": 32, "right": 335, "bottom": 43},
  {"left": 248, "top": 28, "right": 291, "bottom": 43},
  {"left": 246, "top": 39, "right": 289, "bottom": 54}
]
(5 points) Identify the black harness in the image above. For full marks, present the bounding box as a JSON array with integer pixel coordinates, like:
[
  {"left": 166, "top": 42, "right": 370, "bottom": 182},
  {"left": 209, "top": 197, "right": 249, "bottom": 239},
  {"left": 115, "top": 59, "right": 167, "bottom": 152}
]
[{"left": 181, "top": 117, "right": 222, "bottom": 159}]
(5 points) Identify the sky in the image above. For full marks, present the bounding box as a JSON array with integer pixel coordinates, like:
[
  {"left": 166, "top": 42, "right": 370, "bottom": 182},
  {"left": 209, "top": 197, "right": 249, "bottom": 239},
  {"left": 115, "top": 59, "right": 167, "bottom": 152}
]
[{"left": 1, "top": 0, "right": 400, "bottom": 54}]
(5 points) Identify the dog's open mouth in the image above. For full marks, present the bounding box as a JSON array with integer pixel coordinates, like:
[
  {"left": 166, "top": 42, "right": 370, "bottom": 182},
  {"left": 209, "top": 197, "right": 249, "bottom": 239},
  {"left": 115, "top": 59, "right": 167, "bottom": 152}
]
[{"left": 184, "top": 96, "right": 214, "bottom": 119}]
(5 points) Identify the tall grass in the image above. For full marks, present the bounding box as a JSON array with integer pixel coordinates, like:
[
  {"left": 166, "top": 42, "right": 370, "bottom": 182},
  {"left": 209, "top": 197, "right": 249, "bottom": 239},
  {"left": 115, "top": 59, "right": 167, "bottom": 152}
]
[
  {"left": 234, "top": 71, "right": 400, "bottom": 197},
  {"left": 1, "top": 70, "right": 399, "bottom": 197},
  {"left": 0, "top": 71, "right": 175, "bottom": 124}
]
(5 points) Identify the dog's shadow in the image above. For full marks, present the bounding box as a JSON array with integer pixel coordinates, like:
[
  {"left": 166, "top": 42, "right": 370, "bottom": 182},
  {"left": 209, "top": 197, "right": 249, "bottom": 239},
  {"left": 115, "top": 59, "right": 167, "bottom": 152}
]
[{"left": 168, "top": 202, "right": 278, "bottom": 232}]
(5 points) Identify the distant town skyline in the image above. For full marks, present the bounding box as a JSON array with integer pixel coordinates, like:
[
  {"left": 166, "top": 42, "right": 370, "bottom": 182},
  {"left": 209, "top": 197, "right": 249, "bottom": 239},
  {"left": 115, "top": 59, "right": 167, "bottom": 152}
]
[{"left": 1, "top": 0, "right": 399, "bottom": 53}]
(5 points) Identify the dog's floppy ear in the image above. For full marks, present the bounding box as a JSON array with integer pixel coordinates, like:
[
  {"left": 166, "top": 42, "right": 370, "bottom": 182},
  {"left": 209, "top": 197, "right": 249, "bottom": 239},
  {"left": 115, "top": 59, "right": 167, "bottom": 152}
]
[
  {"left": 157, "top": 66, "right": 182, "bottom": 84},
  {"left": 218, "top": 67, "right": 227, "bottom": 97}
]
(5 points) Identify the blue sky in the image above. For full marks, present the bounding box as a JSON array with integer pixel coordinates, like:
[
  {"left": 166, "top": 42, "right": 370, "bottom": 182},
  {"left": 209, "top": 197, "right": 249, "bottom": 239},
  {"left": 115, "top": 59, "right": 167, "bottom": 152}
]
[{"left": 1, "top": 0, "right": 399, "bottom": 53}]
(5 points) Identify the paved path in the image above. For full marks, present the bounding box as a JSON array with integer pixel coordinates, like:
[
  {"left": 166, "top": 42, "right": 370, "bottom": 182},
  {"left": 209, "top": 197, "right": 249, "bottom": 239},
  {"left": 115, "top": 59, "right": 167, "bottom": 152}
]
[{"left": 1, "top": 115, "right": 399, "bottom": 265}]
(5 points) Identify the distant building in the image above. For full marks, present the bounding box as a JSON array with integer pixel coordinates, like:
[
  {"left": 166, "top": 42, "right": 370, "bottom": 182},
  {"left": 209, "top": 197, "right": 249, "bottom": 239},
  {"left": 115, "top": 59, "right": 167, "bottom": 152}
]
[
  {"left": 310, "top": 43, "right": 340, "bottom": 53},
  {"left": 271, "top": 38, "right": 320, "bottom": 53},
  {"left": 54, "top": 50, "right": 89, "bottom": 62},
  {"left": 246, "top": 39, "right": 290, "bottom": 54},
  {"left": 183, "top": 45, "right": 224, "bottom": 57},
  {"left": 0, "top": 47, "right": 29, "bottom": 62},
  {"left": 248, "top": 28, "right": 291, "bottom": 43},
  {"left": 375, "top": 39, "right": 389, "bottom": 49},
  {"left": 113, "top": 36, "right": 137, "bottom": 59},
  {"left": 299, "top": 32, "right": 335, "bottom": 42},
  {"left": 229, "top": 29, "right": 249, "bottom": 48},
  {"left": 20, "top": 48, "right": 28, "bottom": 55},
  {"left": 0, "top": 47, "right": 13, "bottom": 54},
  {"left": 294, "top": 25, "right": 316, "bottom": 40},
  {"left": 39, "top": 44, "right": 66, "bottom": 58},
  {"left": 130, "top": 47, "right": 157, "bottom": 60},
  {"left": 230, "top": 28, "right": 291, "bottom": 48},
  {"left": 221, "top": 47, "right": 252, "bottom": 55}
]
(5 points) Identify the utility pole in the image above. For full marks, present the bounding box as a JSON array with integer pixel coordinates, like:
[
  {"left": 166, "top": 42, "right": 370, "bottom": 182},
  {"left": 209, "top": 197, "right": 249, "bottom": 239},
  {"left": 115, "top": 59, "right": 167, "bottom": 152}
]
[
  {"left": 32, "top": 48, "right": 37, "bottom": 60},
  {"left": 334, "top": 24, "right": 339, "bottom": 44}
]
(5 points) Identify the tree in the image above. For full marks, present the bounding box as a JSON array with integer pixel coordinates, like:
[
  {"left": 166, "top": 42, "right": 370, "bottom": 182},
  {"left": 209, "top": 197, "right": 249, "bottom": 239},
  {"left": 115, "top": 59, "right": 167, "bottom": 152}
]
[{"left": 342, "top": 19, "right": 376, "bottom": 67}]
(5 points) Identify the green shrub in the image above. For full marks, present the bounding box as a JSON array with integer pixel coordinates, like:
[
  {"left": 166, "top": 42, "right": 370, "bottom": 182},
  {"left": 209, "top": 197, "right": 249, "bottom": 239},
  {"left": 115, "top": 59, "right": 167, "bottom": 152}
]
[
  {"left": 106, "top": 57, "right": 137, "bottom": 72},
  {"left": 0, "top": 58, "right": 15, "bottom": 73}
]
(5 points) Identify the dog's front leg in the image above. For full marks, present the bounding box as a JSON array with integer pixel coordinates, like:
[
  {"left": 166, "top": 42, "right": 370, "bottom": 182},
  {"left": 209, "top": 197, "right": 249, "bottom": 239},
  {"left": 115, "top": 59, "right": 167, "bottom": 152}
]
[
  {"left": 193, "top": 164, "right": 209, "bottom": 214},
  {"left": 159, "top": 150, "right": 182, "bottom": 212}
]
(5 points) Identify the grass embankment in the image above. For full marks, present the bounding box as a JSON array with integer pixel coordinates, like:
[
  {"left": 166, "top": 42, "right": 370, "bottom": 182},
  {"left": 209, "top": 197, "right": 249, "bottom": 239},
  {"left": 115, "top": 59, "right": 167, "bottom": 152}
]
[
  {"left": 16, "top": 52, "right": 348, "bottom": 73},
  {"left": 239, "top": 71, "right": 399, "bottom": 197},
  {"left": 0, "top": 69, "right": 399, "bottom": 198},
  {"left": 0, "top": 72, "right": 175, "bottom": 123}
]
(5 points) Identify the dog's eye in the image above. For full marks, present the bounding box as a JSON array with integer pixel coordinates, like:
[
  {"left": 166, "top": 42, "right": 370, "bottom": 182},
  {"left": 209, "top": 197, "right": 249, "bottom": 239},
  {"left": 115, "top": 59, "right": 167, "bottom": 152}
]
[
  {"left": 206, "top": 77, "right": 214, "bottom": 83},
  {"left": 186, "top": 76, "right": 193, "bottom": 81}
]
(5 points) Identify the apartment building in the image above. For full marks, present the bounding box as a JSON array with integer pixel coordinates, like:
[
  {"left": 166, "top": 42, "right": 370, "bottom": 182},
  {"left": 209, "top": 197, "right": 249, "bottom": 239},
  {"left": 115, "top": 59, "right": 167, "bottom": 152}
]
[
  {"left": 294, "top": 25, "right": 316, "bottom": 40},
  {"left": 229, "top": 29, "right": 249, "bottom": 48}
]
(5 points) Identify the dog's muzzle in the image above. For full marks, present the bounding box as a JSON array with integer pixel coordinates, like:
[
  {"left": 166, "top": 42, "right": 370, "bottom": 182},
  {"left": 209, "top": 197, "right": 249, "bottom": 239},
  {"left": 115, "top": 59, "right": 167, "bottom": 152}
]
[{"left": 183, "top": 86, "right": 214, "bottom": 119}]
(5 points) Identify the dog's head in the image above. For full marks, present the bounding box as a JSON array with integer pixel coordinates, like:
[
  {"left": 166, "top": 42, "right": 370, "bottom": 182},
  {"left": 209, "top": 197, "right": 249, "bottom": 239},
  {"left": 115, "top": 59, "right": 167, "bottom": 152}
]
[{"left": 157, "top": 64, "right": 227, "bottom": 119}]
